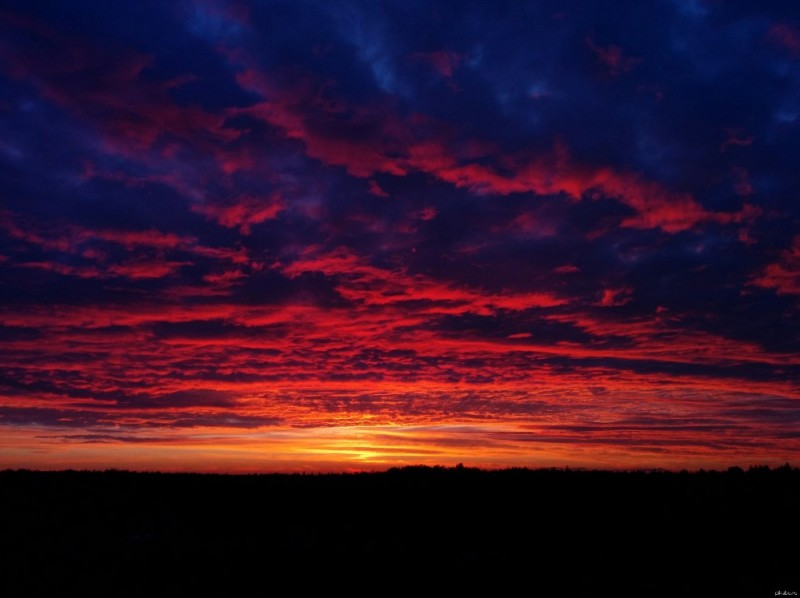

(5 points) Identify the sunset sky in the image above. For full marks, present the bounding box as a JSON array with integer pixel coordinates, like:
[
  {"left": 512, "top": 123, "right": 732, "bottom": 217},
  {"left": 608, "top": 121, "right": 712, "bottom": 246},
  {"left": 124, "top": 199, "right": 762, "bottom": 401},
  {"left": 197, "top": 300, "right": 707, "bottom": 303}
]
[{"left": 1, "top": 0, "right": 799, "bottom": 472}]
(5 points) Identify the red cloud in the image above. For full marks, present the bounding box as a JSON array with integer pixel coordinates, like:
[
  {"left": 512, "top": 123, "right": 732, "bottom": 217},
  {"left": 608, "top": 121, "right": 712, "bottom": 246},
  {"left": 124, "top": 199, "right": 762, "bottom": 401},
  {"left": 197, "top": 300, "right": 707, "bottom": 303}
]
[
  {"left": 193, "top": 193, "right": 284, "bottom": 234},
  {"left": 1, "top": 211, "right": 196, "bottom": 253},
  {"left": 94, "top": 229, "right": 192, "bottom": 250},
  {"left": 0, "top": 13, "right": 238, "bottom": 162},
  {"left": 232, "top": 68, "right": 409, "bottom": 178},
  {"left": 554, "top": 265, "right": 580, "bottom": 274},
  {"left": 0, "top": 11, "right": 767, "bottom": 245},
  {"left": 768, "top": 23, "right": 800, "bottom": 58},
  {"left": 731, "top": 166, "right": 753, "bottom": 197},
  {"left": 543, "top": 312, "right": 799, "bottom": 369},
  {"left": 750, "top": 235, "right": 800, "bottom": 295},
  {"left": 0, "top": 210, "right": 253, "bottom": 283},
  {"left": 415, "top": 140, "right": 759, "bottom": 233},
  {"left": 282, "top": 246, "right": 567, "bottom": 314},
  {"left": 503, "top": 211, "right": 558, "bottom": 238},
  {"left": 721, "top": 128, "right": 755, "bottom": 151},
  {"left": 19, "top": 258, "right": 187, "bottom": 280},
  {"left": 202, "top": 269, "right": 247, "bottom": 287},
  {"left": 507, "top": 332, "right": 533, "bottom": 339},
  {"left": 596, "top": 287, "right": 633, "bottom": 307},
  {"left": 2, "top": 263, "right": 798, "bottom": 472},
  {"left": 224, "top": 57, "right": 759, "bottom": 234},
  {"left": 367, "top": 180, "right": 389, "bottom": 197},
  {"left": 106, "top": 259, "right": 190, "bottom": 279},
  {"left": 586, "top": 37, "right": 642, "bottom": 77},
  {"left": 413, "top": 206, "right": 437, "bottom": 221},
  {"left": 19, "top": 261, "right": 102, "bottom": 279},
  {"left": 412, "top": 50, "right": 464, "bottom": 78}
]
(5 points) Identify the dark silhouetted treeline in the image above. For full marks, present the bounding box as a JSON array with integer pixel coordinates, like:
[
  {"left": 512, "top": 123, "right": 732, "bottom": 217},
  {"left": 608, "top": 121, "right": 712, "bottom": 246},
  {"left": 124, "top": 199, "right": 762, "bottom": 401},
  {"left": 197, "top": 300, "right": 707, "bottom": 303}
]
[{"left": 1, "top": 465, "right": 798, "bottom": 596}]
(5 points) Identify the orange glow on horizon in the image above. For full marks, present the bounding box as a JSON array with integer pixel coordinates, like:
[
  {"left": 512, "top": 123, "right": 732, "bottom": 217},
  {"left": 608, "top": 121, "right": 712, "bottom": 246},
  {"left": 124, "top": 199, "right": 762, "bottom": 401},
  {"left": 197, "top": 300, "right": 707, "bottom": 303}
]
[{"left": 2, "top": 420, "right": 797, "bottom": 473}]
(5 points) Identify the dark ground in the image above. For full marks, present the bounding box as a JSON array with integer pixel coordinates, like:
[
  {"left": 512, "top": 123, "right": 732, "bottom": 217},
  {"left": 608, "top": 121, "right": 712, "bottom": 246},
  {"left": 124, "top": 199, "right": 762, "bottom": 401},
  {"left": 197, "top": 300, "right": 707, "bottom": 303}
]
[{"left": 1, "top": 465, "right": 798, "bottom": 597}]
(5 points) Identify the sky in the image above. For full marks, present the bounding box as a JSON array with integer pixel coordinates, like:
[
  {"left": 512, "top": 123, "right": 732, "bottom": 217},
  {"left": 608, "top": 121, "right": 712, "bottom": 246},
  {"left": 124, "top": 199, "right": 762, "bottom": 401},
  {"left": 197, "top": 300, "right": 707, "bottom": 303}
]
[{"left": 1, "top": 0, "right": 799, "bottom": 472}]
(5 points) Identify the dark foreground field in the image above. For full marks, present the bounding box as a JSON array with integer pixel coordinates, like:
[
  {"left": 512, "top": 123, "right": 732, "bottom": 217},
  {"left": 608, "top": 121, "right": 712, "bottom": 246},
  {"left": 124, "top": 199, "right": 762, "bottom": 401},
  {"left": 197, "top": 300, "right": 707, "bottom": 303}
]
[{"left": 1, "top": 466, "right": 798, "bottom": 597}]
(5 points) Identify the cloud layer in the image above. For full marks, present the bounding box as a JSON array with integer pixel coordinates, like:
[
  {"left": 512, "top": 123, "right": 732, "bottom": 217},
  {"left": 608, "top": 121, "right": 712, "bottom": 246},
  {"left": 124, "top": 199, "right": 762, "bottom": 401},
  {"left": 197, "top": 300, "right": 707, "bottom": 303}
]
[{"left": 1, "top": 0, "right": 799, "bottom": 471}]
